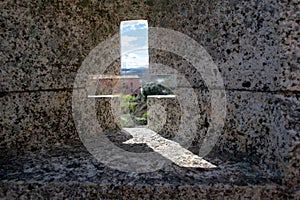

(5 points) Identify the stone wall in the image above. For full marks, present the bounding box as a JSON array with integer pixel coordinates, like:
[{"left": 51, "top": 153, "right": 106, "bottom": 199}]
[
  {"left": 278, "top": 0, "right": 300, "bottom": 189},
  {"left": 147, "top": 95, "right": 181, "bottom": 139},
  {"left": 0, "top": 0, "right": 299, "bottom": 194}
]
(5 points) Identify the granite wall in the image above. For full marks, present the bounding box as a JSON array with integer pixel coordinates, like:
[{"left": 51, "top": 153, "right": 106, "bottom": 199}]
[
  {"left": 0, "top": 0, "right": 299, "bottom": 194},
  {"left": 147, "top": 95, "right": 181, "bottom": 139},
  {"left": 277, "top": 0, "right": 300, "bottom": 189}
]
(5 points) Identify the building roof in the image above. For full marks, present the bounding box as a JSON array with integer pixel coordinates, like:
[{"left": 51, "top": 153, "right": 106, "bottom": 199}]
[{"left": 90, "top": 75, "right": 140, "bottom": 80}]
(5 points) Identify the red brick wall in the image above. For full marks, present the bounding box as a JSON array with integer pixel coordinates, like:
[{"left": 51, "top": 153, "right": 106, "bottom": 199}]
[{"left": 96, "top": 77, "right": 140, "bottom": 95}]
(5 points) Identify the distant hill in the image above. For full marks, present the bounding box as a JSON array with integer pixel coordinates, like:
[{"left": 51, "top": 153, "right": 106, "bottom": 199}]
[
  {"left": 121, "top": 67, "right": 176, "bottom": 88},
  {"left": 121, "top": 67, "right": 148, "bottom": 75}
]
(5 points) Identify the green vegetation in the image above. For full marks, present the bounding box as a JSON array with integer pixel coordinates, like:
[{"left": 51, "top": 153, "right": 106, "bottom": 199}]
[
  {"left": 121, "top": 94, "right": 146, "bottom": 127},
  {"left": 121, "top": 82, "right": 173, "bottom": 127},
  {"left": 137, "top": 82, "right": 173, "bottom": 102},
  {"left": 121, "top": 94, "right": 137, "bottom": 113}
]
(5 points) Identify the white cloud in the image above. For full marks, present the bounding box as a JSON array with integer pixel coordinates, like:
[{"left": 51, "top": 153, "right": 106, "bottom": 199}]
[
  {"left": 121, "top": 20, "right": 148, "bottom": 32},
  {"left": 121, "top": 36, "right": 138, "bottom": 49},
  {"left": 122, "top": 52, "right": 148, "bottom": 68}
]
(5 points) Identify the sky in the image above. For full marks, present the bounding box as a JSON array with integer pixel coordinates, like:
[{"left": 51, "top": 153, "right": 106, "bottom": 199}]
[{"left": 120, "top": 20, "right": 149, "bottom": 69}]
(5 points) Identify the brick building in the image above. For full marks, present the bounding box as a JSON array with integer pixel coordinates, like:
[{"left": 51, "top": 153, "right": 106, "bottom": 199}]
[{"left": 90, "top": 75, "right": 140, "bottom": 95}]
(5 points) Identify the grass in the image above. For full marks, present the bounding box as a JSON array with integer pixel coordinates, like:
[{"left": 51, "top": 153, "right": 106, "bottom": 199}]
[{"left": 120, "top": 94, "right": 147, "bottom": 127}]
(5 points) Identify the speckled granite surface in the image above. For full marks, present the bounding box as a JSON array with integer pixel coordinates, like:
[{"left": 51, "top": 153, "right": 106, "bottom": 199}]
[
  {"left": 0, "top": 182, "right": 291, "bottom": 199},
  {"left": 0, "top": 142, "right": 293, "bottom": 199},
  {"left": 275, "top": 94, "right": 300, "bottom": 189},
  {"left": 0, "top": 90, "right": 77, "bottom": 154},
  {"left": 0, "top": 0, "right": 284, "bottom": 92},
  {"left": 0, "top": 0, "right": 299, "bottom": 198},
  {"left": 277, "top": 0, "right": 300, "bottom": 191},
  {"left": 149, "top": 0, "right": 281, "bottom": 92},
  {"left": 147, "top": 96, "right": 181, "bottom": 139},
  {"left": 94, "top": 96, "right": 121, "bottom": 130},
  {"left": 279, "top": 0, "right": 300, "bottom": 92}
]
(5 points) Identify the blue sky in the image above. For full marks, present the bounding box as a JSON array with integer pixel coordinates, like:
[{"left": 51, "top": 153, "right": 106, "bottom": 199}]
[{"left": 120, "top": 20, "right": 148, "bottom": 69}]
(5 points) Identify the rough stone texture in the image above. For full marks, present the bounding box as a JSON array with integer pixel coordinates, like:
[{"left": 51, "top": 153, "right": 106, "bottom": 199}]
[
  {"left": 149, "top": 59, "right": 289, "bottom": 176},
  {"left": 0, "top": 0, "right": 299, "bottom": 198},
  {"left": 220, "top": 91, "right": 288, "bottom": 175},
  {"left": 149, "top": 0, "right": 281, "bottom": 92},
  {"left": 0, "top": 1, "right": 145, "bottom": 91},
  {"left": 147, "top": 0, "right": 299, "bottom": 193},
  {"left": 278, "top": 0, "right": 300, "bottom": 193},
  {"left": 0, "top": 183, "right": 292, "bottom": 200},
  {"left": 147, "top": 95, "right": 181, "bottom": 139},
  {"left": 0, "top": 88, "right": 289, "bottom": 177},
  {"left": 93, "top": 95, "right": 121, "bottom": 130},
  {"left": 0, "top": 90, "right": 77, "bottom": 156},
  {"left": 279, "top": 0, "right": 300, "bottom": 92},
  {"left": 0, "top": 142, "right": 294, "bottom": 199},
  {"left": 275, "top": 94, "right": 300, "bottom": 191}
]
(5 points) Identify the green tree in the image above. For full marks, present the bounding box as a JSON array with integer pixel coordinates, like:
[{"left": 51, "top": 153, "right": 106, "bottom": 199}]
[{"left": 137, "top": 82, "right": 173, "bottom": 102}]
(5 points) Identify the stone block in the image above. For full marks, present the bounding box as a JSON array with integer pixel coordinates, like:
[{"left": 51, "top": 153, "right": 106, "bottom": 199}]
[
  {"left": 279, "top": 0, "right": 300, "bottom": 91},
  {"left": 0, "top": 91, "right": 77, "bottom": 155},
  {"left": 275, "top": 94, "right": 300, "bottom": 188},
  {"left": 0, "top": 1, "right": 149, "bottom": 91},
  {"left": 147, "top": 95, "right": 181, "bottom": 139},
  {"left": 91, "top": 95, "right": 121, "bottom": 131},
  {"left": 149, "top": 0, "right": 281, "bottom": 91},
  {"left": 218, "top": 90, "right": 289, "bottom": 175}
]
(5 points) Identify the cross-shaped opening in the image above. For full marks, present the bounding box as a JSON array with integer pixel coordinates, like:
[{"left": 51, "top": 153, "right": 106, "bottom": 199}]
[{"left": 86, "top": 20, "right": 216, "bottom": 169}]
